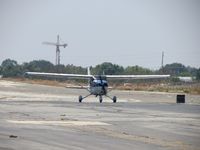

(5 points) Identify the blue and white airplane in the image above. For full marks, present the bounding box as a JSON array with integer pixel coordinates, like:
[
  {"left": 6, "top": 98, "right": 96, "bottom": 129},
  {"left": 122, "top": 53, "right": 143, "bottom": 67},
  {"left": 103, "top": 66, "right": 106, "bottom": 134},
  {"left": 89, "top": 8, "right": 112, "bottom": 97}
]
[{"left": 25, "top": 68, "right": 170, "bottom": 103}]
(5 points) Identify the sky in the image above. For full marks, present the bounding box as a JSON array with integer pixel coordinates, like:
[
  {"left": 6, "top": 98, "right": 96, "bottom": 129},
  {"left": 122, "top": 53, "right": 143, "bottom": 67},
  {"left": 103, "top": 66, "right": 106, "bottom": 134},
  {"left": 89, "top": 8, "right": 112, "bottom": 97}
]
[{"left": 0, "top": 0, "right": 200, "bottom": 69}]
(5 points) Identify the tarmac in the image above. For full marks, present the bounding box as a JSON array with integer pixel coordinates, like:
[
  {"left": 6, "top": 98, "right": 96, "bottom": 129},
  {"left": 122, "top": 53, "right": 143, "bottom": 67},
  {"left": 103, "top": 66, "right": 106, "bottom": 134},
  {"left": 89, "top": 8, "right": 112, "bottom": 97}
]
[{"left": 0, "top": 80, "right": 200, "bottom": 150}]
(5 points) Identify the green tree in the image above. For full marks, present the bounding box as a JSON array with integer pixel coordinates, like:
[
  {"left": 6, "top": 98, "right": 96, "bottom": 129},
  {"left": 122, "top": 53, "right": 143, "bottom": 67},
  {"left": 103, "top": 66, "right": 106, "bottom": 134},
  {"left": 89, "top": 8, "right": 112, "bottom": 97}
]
[
  {"left": 1, "top": 59, "right": 22, "bottom": 77},
  {"left": 54, "top": 64, "right": 66, "bottom": 73},
  {"left": 23, "top": 60, "right": 54, "bottom": 72},
  {"left": 92, "top": 62, "right": 124, "bottom": 75},
  {"left": 124, "top": 65, "right": 153, "bottom": 75},
  {"left": 186, "top": 66, "right": 198, "bottom": 77},
  {"left": 0, "top": 66, "right": 2, "bottom": 75},
  {"left": 196, "top": 68, "right": 200, "bottom": 81},
  {"left": 65, "top": 64, "right": 86, "bottom": 74},
  {"left": 162, "top": 63, "right": 189, "bottom": 76}
]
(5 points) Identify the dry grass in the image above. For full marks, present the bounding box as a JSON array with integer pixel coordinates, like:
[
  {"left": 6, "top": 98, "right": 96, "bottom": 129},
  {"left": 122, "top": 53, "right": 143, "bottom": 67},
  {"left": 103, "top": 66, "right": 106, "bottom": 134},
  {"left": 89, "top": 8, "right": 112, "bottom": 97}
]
[
  {"left": 117, "top": 83, "right": 200, "bottom": 95},
  {"left": 1, "top": 77, "right": 68, "bottom": 87}
]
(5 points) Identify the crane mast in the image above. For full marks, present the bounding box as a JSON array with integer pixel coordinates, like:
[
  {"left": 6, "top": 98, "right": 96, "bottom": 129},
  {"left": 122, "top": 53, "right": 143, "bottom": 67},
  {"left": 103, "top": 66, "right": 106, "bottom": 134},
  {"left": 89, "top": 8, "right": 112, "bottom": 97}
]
[{"left": 43, "top": 35, "right": 67, "bottom": 65}]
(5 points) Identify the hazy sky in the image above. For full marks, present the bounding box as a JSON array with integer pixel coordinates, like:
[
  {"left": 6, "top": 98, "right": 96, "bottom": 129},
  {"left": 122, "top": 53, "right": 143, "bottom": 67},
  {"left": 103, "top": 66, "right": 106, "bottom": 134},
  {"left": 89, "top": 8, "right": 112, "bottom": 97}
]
[{"left": 0, "top": 0, "right": 199, "bottom": 69}]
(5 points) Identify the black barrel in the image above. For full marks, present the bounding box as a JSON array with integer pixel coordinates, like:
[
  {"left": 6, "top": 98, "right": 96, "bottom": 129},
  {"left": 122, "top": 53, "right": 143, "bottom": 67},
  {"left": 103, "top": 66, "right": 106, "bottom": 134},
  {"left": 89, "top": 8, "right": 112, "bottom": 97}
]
[{"left": 177, "top": 95, "right": 185, "bottom": 103}]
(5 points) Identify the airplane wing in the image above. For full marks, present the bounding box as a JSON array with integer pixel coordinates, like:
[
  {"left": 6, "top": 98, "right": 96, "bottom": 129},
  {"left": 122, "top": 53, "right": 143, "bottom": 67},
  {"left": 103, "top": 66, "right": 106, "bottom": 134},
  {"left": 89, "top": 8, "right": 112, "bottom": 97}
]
[
  {"left": 25, "top": 72, "right": 170, "bottom": 80},
  {"left": 105, "top": 74, "right": 170, "bottom": 80},
  {"left": 25, "top": 72, "right": 93, "bottom": 79}
]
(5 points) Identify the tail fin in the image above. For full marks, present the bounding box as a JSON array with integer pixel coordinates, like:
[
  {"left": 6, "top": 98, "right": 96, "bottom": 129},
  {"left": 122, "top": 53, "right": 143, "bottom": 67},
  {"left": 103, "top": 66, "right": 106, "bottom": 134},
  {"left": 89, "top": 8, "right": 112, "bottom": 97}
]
[{"left": 87, "top": 67, "right": 91, "bottom": 75}]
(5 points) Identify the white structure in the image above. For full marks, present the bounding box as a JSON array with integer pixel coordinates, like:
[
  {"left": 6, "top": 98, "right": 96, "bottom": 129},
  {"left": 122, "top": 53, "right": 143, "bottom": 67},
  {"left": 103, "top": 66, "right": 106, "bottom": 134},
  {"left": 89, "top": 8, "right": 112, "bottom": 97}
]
[{"left": 178, "top": 77, "right": 193, "bottom": 82}]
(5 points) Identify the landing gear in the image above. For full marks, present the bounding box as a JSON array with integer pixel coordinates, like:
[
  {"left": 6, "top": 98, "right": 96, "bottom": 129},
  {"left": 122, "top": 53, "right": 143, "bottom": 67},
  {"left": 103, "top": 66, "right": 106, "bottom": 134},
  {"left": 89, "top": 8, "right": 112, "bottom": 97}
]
[
  {"left": 79, "top": 95, "right": 83, "bottom": 103},
  {"left": 105, "top": 95, "right": 117, "bottom": 103},
  {"left": 78, "top": 94, "right": 117, "bottom": 103},
  {"left": 113, "top": 96, "right": 117, "bottom": 103},
  {"left": 78, "top": 94, "right": 92, "bottom": 103},
  {"left": 99, "top": 96, "right": 103, "bottom": 103}
]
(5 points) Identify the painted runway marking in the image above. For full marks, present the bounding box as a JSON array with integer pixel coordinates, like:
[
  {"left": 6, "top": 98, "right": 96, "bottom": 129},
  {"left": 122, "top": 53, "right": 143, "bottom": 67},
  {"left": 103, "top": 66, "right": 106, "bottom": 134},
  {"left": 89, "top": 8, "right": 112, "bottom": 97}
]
[{"left": 7, "top": 120, "right": 111, "bottom": 126}]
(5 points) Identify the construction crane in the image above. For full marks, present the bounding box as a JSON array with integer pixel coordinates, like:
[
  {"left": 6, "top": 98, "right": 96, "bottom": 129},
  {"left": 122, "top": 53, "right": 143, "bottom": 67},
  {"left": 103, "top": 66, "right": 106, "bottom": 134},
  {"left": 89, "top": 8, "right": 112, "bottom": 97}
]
[{"left": 43, "top": 35, "right": 67, "bottom": 65}]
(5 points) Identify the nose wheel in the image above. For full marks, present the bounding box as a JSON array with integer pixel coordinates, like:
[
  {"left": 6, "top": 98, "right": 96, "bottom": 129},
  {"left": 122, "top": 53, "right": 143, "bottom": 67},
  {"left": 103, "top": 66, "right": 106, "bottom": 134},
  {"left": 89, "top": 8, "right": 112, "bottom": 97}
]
[
  {"left": 79, "top": 95, "right": 83, "bottom": 103},
  {"left": 99, "top": 96, "right": 103, "bottom": 103}
]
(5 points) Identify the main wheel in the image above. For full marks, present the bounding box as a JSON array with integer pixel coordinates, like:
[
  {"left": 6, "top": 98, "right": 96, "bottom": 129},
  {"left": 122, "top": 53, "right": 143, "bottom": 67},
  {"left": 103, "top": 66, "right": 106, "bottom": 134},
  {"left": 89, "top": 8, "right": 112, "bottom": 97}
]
[
  {"left": 113, "top": 96, "right": 117, "bottom": 103},
  {"left": 99, "top": 96, "right": 103, "bottom": 103},
  {"left": 79, "top": 95, "right": 83, "bottom": 103}
]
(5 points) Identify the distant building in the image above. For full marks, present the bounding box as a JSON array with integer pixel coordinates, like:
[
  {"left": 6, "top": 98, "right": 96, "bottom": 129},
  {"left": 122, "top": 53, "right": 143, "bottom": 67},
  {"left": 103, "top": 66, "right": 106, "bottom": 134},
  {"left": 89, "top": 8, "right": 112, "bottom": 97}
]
[{"left": 178, "top": 77, "right": 193, "bottom": 82}]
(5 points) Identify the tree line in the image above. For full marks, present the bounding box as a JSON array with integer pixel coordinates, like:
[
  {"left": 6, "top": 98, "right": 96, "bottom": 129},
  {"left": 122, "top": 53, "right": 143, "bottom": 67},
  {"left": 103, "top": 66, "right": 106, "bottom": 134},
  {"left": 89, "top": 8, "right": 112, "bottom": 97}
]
[{"left": 0, "top": 58, "right": 199, "bottom": 80}]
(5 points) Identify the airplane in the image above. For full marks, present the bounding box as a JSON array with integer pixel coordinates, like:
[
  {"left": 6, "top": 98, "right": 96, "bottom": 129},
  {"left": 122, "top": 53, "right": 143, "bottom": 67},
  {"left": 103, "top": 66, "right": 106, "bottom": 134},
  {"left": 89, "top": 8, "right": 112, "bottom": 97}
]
[{"left": 25, "top": 68, "right": 170, "bottom": 103}]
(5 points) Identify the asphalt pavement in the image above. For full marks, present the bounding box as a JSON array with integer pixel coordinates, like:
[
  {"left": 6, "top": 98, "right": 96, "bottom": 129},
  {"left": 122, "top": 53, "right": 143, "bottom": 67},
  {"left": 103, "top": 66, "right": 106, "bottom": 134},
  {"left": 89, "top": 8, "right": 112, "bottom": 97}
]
[{"left": 0, "top": 80, "right": 200, "bottom": 150}]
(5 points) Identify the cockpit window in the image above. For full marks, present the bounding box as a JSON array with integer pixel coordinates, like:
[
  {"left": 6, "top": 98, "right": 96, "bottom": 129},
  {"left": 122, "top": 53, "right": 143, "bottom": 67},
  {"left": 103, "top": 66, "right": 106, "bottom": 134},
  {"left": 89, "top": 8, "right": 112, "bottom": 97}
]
[{"left": 93, "top": 79, "right": 108, "bottom": 87}]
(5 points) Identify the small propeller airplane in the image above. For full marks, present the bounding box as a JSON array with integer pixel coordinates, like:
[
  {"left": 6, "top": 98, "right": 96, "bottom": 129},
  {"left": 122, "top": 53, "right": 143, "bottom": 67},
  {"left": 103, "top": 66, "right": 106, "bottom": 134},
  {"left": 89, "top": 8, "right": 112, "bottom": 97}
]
[{"left": 25, "top": 68, "right": 170, "bottom": 103}]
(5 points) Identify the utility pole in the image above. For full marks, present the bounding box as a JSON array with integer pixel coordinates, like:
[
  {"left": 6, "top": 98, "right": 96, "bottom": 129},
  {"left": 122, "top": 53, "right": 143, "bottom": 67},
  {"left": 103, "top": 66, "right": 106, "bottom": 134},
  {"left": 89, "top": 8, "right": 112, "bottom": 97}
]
[
  {"left": 161, "top": 51, "right": 164, "bottom": 73},
  {"left": 43, "top": 35, "right": 67, "bottom": 65},
  {"left": 161, "top": 51, "right": 164, "bottom": 68}
]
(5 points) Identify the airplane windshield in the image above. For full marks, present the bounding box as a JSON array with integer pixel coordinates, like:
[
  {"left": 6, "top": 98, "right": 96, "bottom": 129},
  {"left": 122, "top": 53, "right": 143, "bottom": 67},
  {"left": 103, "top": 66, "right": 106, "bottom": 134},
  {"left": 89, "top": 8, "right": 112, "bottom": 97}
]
[{"left": 93, "top": 79, "right": 108, "bottom": 87}]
